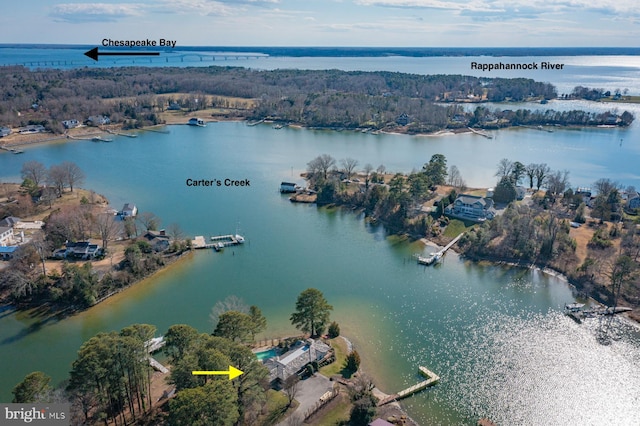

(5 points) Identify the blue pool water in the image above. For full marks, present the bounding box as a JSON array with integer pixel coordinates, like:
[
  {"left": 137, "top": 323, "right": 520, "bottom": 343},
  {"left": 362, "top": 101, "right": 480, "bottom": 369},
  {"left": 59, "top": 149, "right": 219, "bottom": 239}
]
[{"left": 255, "top": 348, "right": 277, "bottom": 361}]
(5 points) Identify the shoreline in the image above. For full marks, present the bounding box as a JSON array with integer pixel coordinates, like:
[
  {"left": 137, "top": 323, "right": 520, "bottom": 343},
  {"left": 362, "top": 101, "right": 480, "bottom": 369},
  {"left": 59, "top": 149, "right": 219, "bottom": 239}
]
[
  {"left": 339, "top": 335, "right": 422, "bottom": 426},
  {"left": 0, "top": 111, "right": 628, "bottom": 150}
]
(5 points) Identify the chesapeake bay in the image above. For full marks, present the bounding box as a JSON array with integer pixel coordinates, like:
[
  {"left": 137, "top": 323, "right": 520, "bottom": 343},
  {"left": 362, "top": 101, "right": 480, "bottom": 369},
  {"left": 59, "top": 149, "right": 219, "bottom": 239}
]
[{"left": 1, "top": 121, "right": 640, "bottom": 424}]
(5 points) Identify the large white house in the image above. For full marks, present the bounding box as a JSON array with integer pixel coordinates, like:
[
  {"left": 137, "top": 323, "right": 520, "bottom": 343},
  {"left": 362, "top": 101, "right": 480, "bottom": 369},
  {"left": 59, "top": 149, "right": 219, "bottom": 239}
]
[
  {"left": 263, "top": 339, "right": 331, "bottom": 382},
  {"left": 445, "top": 194, "right": 495, "bottom": 222}
]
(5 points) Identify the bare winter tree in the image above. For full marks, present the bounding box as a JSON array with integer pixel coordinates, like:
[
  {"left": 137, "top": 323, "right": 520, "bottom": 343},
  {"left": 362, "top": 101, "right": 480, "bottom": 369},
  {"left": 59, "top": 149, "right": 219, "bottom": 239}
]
[
  {"left": 209, "top": 295, "right": 249, "bottom": 329},
  {"left": 340, "top": 157, "right": 359, "bottom": 180},
  {"left": 546, "top": 169, "right": 570, "bottom": 195},
  {"left": 495, "top": 158, "right": 513, "bottom": 179},
  {"left": 61, "top": 161, "right": 85, "bottom": 193},
  {"left": 283, "top": 375, "right": 300, "bottom": 408},
  {"left": 47, "top": 164, "right": 67, "bottom": 197},
  {"left": 167, "top": 222, "right": 184, "bottom": 243},
  {"left": 138, "top": 211, "right": 161, "bottom": 232},
  {"left": 447, "top": 165, "right": 465, "bottom": 188},
  {"left": 20, "top": 160, "right": 47, "bottom": 187},
  {"left": 94, "top": 213, "right": 121, "bottom": 251},
  {"left": 534, "top": 163, "right": 551, "bottom": 190},
  {"left": 307, "top": 154, "right": 336, "bottom": 181},
  {"left": 362, "top": 163, "right": 374, "bottom": 189}
]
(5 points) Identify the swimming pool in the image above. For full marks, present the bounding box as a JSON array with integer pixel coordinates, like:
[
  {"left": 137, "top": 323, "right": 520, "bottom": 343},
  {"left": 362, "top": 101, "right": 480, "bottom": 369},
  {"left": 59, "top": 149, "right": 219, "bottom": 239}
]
[{"left": 255, "top": 348, "right": 277, "bottom": 361}]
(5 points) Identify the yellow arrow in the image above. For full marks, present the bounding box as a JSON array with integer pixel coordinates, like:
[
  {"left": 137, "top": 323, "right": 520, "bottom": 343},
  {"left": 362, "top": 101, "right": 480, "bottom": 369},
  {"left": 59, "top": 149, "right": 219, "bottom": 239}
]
[{"left": 192, "top": 366, "right": 244, "bottom": 380}]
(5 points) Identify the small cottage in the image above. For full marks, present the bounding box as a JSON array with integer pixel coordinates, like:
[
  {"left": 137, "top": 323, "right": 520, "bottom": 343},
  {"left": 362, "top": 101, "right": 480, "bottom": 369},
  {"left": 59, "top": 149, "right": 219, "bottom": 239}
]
[{"left": 120, "top": 203, "right": 138, "bottom": 218}]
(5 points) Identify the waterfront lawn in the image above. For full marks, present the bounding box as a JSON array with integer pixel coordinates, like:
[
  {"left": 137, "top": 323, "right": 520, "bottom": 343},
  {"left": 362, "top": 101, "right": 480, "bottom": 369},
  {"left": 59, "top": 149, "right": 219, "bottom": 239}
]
[
  {"left": 444, "top": 219, "right": 473, "bottom": 238},
  {"left": 320, "top": 337, "right": 349, "bottom": 378}
]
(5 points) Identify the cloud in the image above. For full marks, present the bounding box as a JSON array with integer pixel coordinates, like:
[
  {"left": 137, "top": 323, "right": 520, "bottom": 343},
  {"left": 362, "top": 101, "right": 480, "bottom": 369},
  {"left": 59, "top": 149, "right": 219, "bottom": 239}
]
[
  {"left": 51, "top": 3, "right": 144, "bottom": 22},
  {"left": 353, "top": 0, "right": 640, "bottom": 18}
]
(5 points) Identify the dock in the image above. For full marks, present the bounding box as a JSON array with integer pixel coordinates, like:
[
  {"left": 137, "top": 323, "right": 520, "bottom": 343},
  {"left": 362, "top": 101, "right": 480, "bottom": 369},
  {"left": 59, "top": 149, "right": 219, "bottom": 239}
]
[
  {"left": 0, "top": 146, "right": 24, "bottom": 154},
  {"left": 144, "top": 336, "right": 169, "bottom": 373},
  {"left": 191, "top": 234, "right": 245, "bottom": 250},
  {"left": 378, "top": 366, "right": 440, "bottom": 406},
  {"left": 467, "top": 127, "right": 493, "bottom": 139},
  {"left": 106, "top": 129, "right": 137, "bottom": 138},
  {"left": 417, "top": 233, "right": 464, "bottom": 266}
]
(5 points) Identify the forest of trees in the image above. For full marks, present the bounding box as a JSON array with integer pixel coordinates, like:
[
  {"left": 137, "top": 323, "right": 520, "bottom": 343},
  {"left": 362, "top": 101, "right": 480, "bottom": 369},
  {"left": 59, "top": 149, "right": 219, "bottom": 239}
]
[{"left": 0, "top": 65, "right": 632, "bottom": 134}]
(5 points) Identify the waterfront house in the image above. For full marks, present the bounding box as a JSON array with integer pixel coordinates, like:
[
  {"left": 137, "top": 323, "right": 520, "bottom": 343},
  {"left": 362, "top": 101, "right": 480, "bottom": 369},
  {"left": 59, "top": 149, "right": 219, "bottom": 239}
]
[
  {"left": 627, "top": 194, "right": 640, "bottom": 212},
  {"left": 0, "top": 127, "right": 11, "bottom": 137},
  {"left": 0, "top": 226, "right": 14, "bottom": 246},
  {"left": 143, "top": 230, "right": 171, "bottom": 252},
  {"left": 264, "top": 339, "right": 331, "bottom": 382},
  {"left": 167, "top": 102, "right": 182, "bottom": 111},
  {"left": 62, "top": 119, "right": 79, "bottom": 129},
  {"left": 188, "top": 117, "right": 205, "bottom": 126},
  {"left": 120, "top": 203, "right": 138, "bottom": 218},
  {"left": 64, "top": 241, "right": 99, "bottom": 259},
  {"left": 65, "top": 241, "right": 88, "bottom": 259},
  {"left": 280, "top": 182, "right": 298, "bottom": 193},
  {"left": 18, "top": 125, "right": 46, "bottom": 134},
  {"left": 0, "top": 216, "right": 21, "bottom": 229},
  {"left": 396, "top": 113, "right": 410, "bottom": 126},
  {"left": 87, "top": 115, "right": 111, "bottom": 126},
  {"left": 445, "top": 194, "right": 495, "bottom": 222},
  {"left": 516, "top": 186, "right": 526, "bottom": 200}
]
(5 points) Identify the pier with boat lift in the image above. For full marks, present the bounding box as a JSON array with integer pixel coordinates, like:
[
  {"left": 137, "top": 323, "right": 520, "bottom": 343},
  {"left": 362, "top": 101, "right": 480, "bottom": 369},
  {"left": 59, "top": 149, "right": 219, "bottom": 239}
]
[
  {"left": 192, "top": 233, "right": 245, "bottom": 251},
  {"left": 417, "top": 233, "right": 464, "bottom": 266},
  {"left": 144, "top": 336, "right": 168, "bottom": 373},
  {"left": 378, "top": 366, "right": 440, "bottom": 406}
]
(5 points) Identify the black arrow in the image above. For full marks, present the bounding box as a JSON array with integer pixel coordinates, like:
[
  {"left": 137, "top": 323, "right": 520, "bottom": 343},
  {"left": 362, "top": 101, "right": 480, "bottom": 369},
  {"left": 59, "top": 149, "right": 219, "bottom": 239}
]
[{"left": 84, "top": 47, "right": 160, "bottom": 62}]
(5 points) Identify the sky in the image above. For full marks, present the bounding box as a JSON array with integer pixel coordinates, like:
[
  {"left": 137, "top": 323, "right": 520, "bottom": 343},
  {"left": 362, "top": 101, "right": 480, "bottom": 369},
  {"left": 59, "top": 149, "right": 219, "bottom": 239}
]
[{"left": 1, "top": 0, "right": 639, "bottom": 47}]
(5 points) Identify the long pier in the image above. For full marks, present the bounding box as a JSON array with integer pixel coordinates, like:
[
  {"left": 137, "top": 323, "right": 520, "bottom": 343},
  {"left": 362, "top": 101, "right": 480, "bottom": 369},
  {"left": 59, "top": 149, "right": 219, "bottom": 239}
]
[
  {"left": 467, "top": 127, "right": 493, "bottom": 139},
  {"left": 378, "top": 366, "right": 440, "bottom": 406},
  {"left": 417, "top": 233, "right": 464, "bottom": 265}
]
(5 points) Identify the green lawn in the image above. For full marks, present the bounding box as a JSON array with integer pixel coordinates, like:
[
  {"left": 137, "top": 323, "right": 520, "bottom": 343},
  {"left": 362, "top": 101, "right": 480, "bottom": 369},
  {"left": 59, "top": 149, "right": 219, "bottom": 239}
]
[
  {"left": 308, "top": 393, "right": 351, "bottom": 426},
  {"left": 260, "top": 389, "right": 296, "bottom": 426},
  {"left": 443, "top": 219, "right": 472, "bottom": 238},
  {"left": 319, "top": 337, "right": 349, "bottom": 377}
]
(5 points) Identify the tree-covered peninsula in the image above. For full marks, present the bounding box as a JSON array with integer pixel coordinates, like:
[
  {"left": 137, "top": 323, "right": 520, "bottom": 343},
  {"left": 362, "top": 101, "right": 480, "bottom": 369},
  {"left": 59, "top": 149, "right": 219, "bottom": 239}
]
[{"left": 0, "top": 66, "right": 633, "bottom": 135}]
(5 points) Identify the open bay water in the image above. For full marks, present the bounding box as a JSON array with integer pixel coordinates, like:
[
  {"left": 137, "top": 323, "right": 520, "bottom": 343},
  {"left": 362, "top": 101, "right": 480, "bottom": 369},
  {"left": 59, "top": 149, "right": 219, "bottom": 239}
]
[
  {"left": 2, "top": 45, "right": 640, "bottom": 96},
  {"left": 1, "top": 122, "right": 640, "bottom": 424}
]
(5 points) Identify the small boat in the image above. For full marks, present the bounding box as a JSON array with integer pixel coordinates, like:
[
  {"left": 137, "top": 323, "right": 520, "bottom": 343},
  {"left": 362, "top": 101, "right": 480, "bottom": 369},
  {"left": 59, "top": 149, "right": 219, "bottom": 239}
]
[
  {"left": 234, "top": 234, "right": 245, "bottom": 244},
  {"left": 417, "top": 252, "right": 442, "bottom": 266}
]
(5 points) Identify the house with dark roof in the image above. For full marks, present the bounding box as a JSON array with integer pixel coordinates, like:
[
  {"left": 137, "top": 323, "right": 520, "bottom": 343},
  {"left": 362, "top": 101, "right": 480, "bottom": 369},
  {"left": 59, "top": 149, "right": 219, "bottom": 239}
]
[
  {"left": 445, "top": 194, "right": 495, "bottom": 222},
  {"left": 120, "top": 203, "right": 137, "bottom": 218},
  {"left": 0, "top": 216, "right": 21, "bottom": 228},
  {"left": 396, "top": 113, "right": 410, "bottom": 126},
  {"left": 87, "top": 115, "right": 111, "bottom": 126},
  {"left": 62, "top": 119, "right": 80, "bottom": 129},
  {"left": 627, "top": 193, "right": 640, "bottom": 212},
  {"left": 263, "top": 339, "right": 331, "bottom": 382},
  {"left": 64, "top": 242, "right": 99, "bottom": 259},
  {"left": 143, "top": 230, "right": 171, "bottom": 252}
]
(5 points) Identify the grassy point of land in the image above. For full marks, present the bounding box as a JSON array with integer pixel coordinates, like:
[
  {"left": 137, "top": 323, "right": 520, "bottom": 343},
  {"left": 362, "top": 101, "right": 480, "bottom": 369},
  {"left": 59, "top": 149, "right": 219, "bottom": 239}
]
[{"left": 319, "top": 337, "right": 350, "bottom": 378}]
